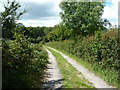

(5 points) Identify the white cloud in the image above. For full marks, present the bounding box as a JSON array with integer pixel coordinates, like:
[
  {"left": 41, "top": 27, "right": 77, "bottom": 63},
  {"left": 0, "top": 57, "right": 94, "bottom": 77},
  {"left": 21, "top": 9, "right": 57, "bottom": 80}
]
[
  {"left": 102, "top": 0, "right": 119, "bottom": 26},
  {"left": 19, "top": 0, "right": 120, "bottom": 27},
  {"left": 18, "top": 17, "right": 61, "bottom": 27},
  {"left": 0, "top": 0, "right": 62, "bottom": 27},
  {"left": 19, "top": 0, "right": 62, "bottom": 27},
  {"left": 1, "top": 0, "right": 119, "bottom": 27},
  {"left": 20, "top": 0, "right": 55, "bottom": 3},
  {"left": 53, "top": 0, "right": 62, "bottom": 14}
]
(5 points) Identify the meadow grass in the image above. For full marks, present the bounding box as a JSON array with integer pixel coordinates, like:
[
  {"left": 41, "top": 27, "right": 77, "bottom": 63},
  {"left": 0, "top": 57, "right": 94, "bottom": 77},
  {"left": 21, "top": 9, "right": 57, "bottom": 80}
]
[
  {"left": 47, "top": 47, "right": 95, "bottom": 88},
  {"left": 47, "top": 47, "right": 119, "bottom": 88}
]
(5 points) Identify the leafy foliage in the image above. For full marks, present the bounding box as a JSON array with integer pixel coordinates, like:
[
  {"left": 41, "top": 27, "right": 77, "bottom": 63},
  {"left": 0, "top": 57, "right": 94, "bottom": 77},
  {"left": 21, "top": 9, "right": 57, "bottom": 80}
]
[
  {"left": 1, "top": 0, "right": 48, "bottom": 88},
  {"left": 15, "top": 26, "right": 53, "bottom": 43},
  {"left": 60, "top": 2, "right": 110, "bottom": 38},
  {"left": 1, "top": 0, "right": 26, "bottom": 39},
  {"left": 2, "top": 32, "right": 48, "bottom": 88},
  {"left": 46, "top": 23, "right": 72, "bottom": 41},
  {"left": 45, "top": 29, "right": 119, "bottom": 86},
  {"left": 48, "top": 48, "right": 94, "bottom": 88}
]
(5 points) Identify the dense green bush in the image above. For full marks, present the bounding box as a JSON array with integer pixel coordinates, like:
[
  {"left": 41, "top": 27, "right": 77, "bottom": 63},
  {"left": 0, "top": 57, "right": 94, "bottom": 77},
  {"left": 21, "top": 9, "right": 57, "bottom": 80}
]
[
  {"left": 2, "top": 32, "right": 48, "bottom": 88},
  {"left": 45, "top": 29, "right": 119, "bottom": 86},
  {"left": 46, "top": 24, "right": 72, "bottom": 41},
  {"left": 1, "top": 0, "right": 48, "bottom": 88},
  {"left": 15, "top": 26, "right": 47, "bottom": 43},
  {"left": 46, "top": 29, "right": 119, "bottom": 70}
]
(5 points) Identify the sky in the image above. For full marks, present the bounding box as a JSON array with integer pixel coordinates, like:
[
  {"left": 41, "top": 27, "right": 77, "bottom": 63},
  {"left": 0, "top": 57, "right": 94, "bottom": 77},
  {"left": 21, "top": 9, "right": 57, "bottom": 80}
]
[{"left": 0, "top": 0, "right": 119, "bottom": 27}]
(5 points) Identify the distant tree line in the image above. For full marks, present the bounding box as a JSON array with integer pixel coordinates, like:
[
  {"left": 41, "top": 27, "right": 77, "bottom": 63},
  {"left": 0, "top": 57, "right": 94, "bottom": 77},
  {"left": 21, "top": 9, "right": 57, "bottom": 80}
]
[{"left": 1, "top": 1, "right": 111, "bottom": 43}]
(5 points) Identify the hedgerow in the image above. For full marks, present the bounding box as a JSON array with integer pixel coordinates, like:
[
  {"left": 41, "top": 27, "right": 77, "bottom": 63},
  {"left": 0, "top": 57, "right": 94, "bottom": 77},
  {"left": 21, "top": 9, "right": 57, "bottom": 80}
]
[
  {"left": 2, "top": 32, "right": 48, "bottom": 88},
  {"left": 1, "top": 0, "right": 49, "bottom": 88},
  {"left": 45, "top": 29, "right": 119, "bottom": 87}
]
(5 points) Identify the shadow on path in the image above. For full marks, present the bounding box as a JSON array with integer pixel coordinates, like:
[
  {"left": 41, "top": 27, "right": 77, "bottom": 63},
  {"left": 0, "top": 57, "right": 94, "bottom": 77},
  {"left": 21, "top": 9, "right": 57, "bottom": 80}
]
[
  {"left": 42, "top": 79, "right": 63, "bottom": 89},
  {"left": 42, "top": 47, "right": 63, "bottom": 89}
]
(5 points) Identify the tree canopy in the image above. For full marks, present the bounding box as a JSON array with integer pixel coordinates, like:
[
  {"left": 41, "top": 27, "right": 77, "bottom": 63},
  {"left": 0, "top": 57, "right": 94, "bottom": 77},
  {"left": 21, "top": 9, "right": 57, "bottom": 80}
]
[
  {"left": 1, "top": 0, "right": 26, "bottom": 39},
  {"left": 60, "top": 2, "right": 110, "bottom": 38}
]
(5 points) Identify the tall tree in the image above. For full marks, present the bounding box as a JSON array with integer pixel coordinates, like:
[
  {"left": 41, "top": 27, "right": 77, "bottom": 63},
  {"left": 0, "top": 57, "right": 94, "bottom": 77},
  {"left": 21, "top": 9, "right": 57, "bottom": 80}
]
[
  {"left": 60, "top": 1, "right": 110, "bottom": 39},
  {"left": 1, "top": 0, "right": 25, "bottom": 39}
]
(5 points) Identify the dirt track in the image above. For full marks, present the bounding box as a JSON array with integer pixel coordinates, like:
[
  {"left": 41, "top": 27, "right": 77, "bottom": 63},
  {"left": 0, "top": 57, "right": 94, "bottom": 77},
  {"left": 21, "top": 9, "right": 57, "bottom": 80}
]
[
  {"left": 42, "top": 47, "right": 62, "bottom": 89},
  {"left": 47, "top": 47, "right": 115, "bottom": 88}
]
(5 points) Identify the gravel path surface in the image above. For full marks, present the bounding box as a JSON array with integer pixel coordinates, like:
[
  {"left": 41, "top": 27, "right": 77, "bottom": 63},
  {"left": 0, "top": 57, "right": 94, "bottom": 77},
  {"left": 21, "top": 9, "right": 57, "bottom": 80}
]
[
  {"left": 47, "top": 47, "right": 115, "bottom": 88},
  {"left": 42, "top": 47, "right": 62, "bottom": 89}
]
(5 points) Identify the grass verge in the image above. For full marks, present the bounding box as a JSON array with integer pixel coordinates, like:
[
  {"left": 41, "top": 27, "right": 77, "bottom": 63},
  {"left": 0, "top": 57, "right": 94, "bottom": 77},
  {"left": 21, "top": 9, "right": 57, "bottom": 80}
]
[
  {"left": 47, "top": 47, "right": 94, "bottom": 88},
  {"left": 47, "top": 47, "right": 119, "bottom": 88}
]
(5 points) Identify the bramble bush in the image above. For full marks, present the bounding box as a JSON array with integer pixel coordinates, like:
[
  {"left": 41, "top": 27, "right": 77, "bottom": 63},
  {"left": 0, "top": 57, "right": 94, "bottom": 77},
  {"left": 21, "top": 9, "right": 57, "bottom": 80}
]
[
  {"left": 2, "top": 32, "right": 48, "bottom": 88},
  {"left": 45, "top": 29, "right": 119, "bottom": 86},
  {"left": 46, "top": 29, "right": 119, "bottom": 70},
  {"left": 1, "top": 0, "right": 48, "bottom": 88}
]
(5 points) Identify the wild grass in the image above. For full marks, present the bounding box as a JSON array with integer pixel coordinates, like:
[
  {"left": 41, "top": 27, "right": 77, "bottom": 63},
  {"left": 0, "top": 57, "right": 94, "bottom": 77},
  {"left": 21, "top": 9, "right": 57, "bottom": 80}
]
[
  {"left": 47, "top": 47, "right": 94, "bottom": 88},
  {"left": 48, "top": 47, "right": 119, "bottom": 88},
  {"left": 45, "top": 29, "right": 119, "bottom": 87}
]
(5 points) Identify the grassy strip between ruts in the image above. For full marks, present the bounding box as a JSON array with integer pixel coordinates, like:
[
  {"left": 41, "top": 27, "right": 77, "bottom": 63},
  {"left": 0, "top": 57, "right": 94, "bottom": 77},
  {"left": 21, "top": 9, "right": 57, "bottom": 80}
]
[
  {"left": 47, "top": 47, "right": 95, "bottom": 88},
  {"left": 46, "top": 46, "right": 118, "bottom": 88}
]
